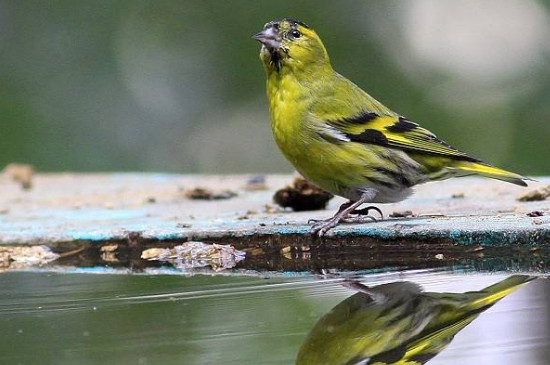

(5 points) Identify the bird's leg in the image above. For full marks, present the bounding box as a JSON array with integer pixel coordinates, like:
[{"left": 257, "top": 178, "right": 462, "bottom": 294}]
[
  {"left": 341, "top": 280, "right": 386, "bottom": 303},
  {"left": 341, "top": 279, "right": 372, "bottom": 293},
  {"left": 310, "top": 192, "right": 376, "bottom": 236}
]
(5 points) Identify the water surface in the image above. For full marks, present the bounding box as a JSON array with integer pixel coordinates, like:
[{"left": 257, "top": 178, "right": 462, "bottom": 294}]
[{"left": 0, "top": 270, "right": 548, "bottom": 364}]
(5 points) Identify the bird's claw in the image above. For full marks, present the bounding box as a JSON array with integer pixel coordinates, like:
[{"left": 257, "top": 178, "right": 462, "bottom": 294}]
[
  {"left": 310, "top": 218, "right": 340, "bottom": 237},
  {"left": 309, "top": 208, "right": 380, "bottom": 236},
  {"left": 340, "top": 215, "right": 378, "bottom": 224},
  {"left": 309, "top": 214, "right": 377, "bottom": 237}
]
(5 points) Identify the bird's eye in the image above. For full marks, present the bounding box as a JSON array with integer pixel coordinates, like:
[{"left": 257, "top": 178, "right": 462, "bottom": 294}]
[{"left": 290, "top": 29, "right": 301, "bottom": 39}]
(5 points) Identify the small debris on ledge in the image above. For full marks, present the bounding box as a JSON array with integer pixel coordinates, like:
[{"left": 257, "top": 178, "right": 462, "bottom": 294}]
[
  {"left": 1, "top": 163, "right": 34, "bottom": 190},
  {"left": 243, "top": 175, "right": 268, "bottom": 191},
  {"left": 273, "top": 177, "right": 333, "bottom": 211},
  {"left": 100, "top": 244, "right": 119, "bottom": 263},
  {"left": 532, "top": 218, "right": 543, "bottom": 225},
  {"left": 141, "top": 241, "right": 246, "bottom": 271},
  {"left": 451, "top": 193, "right": 465, "bottom": 199},
  {"left": 527, "top": 211, "right": 544, "bottom": 217},
  {"left": 263, "top": 204, "right": 283, "bottom": 214},
  {"left": 518, "top": 185, "right": 550, "bottom": 202},
  {"left": 390, "top": 210, "right": 415, "bottom": 218},
  {"left": 0, "top": 246, "right": 59, "bottom": 271},
  {"left": 184, "top": 187, "right": 237, "bottom": 200},
  {"left": 280, "top": 246, "right": 292, "bottom": 255}
]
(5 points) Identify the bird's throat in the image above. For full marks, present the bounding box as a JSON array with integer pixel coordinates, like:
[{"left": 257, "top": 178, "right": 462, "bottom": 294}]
[{"left": 269, "top": 50, "right": 282, "bottom": 72}]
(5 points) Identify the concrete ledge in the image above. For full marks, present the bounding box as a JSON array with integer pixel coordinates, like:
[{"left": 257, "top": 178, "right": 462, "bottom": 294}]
[{"left": 0, "top": 173, "right": 548, "bottom": 248}]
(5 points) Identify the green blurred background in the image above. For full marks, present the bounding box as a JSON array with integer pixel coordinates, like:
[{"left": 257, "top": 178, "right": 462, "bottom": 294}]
[{"left": 1, "top": 0, "right": 549, "bottom": 174}]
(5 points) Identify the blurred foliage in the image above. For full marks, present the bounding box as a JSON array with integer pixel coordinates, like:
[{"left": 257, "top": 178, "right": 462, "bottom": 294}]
[{"left": 0, "top": 0, "right": 549, "bottom": 174}]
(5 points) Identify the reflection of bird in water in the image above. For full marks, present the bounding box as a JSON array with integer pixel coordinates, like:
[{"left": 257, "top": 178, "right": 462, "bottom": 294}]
[{"left": 296, "top": 275, "right": 534, "bottom": 365}]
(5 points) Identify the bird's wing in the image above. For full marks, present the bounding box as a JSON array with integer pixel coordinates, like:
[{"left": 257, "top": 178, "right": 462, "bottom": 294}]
[{"left": 324, "top": 111, "right": 480, "bottom": 162}]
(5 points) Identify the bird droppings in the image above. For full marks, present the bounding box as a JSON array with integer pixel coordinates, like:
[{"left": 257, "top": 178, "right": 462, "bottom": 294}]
[
  {"left": 0, "top": 246, "right": 59, "bottom": 271},
  {"left": 389, "top": 210, "right": 415, "bottom": 218},
  {"left": 1, "top": 163, "right": 34, "bottom": 190},
  {"left": 184, "top": 187, "right": 238, "bottom": 200},
  {"left": 141, "top": 241, "right": 245, "bottom": 271},
  {"left": 273, "top": 177, "right": 334, "bottom": 211},
  {"left": 518, "top": 185, "right": 550, "bottom": 202}
]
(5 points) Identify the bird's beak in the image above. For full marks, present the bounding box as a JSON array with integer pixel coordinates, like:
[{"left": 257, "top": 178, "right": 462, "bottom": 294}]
[{"left": 252, "top": 26, "right": 281, "bottom": 50}]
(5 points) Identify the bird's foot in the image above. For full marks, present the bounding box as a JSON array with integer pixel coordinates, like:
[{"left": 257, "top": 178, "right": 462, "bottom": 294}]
[
  {"left": 309, "top": 211, "right": 379, "bottom": 237},
  {"left": 309, "top": 195, "right": 380, "bottom": 237},
  {"left": 309, "top": 210, "right": 381, "bottom": 236},
  {"left": 310, "top": 216, "right": 344, "bottom": 237}
]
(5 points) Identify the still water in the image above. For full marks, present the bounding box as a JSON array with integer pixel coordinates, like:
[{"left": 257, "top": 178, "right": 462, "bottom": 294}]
[{"left": 0, "top": 270, "right": 548, "bottom": 365}]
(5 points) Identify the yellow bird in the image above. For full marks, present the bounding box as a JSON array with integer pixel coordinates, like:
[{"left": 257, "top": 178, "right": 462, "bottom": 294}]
[{"left": 253, "top": 18, "right": 529, "bottom": 236}]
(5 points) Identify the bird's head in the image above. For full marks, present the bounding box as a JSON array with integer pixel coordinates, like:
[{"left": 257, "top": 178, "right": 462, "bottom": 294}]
[{"left": 253, "top": 18, "right": 330, "bottom": 74}]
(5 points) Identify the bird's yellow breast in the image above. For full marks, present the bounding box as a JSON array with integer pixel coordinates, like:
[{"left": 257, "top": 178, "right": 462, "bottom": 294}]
[
  {"left": 267, "top": 72, "right": 308, "bottom": 164},
  {"left": 266, "top": 70, "right": 373, "bottom": 196}
]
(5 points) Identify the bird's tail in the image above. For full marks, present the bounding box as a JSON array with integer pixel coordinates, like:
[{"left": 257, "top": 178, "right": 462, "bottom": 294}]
[
  {"left": 399, "top": 275, "right": 535, "bottom": 363},
  {"left": 461, "top": 275, "right": 535, "bottom": 311},
  {"left": 451, "top": 161, "right": 530, "bottom": 187}
]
